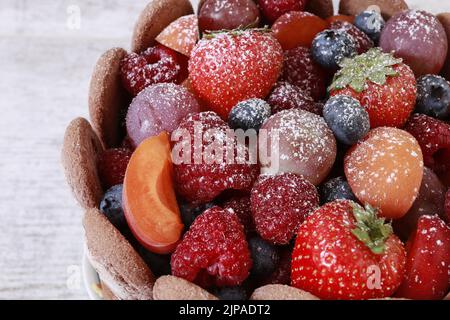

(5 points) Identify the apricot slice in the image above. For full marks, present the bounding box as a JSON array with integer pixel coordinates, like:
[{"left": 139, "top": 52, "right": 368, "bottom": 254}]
[
  {"left": 272, "top": 11, "right": 328, "bottom": 50},
  {"left": 155, "top": 14, "right": 199, "bottom": 57},
  {"left": 123, "top": 132, "right": 184, "bottom": 254},
  {"left": 344, "top": 127, "right": 424, "bottom": 219}
]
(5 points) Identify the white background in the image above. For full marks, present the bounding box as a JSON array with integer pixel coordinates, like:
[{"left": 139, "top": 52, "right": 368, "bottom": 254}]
[{"left": 0, "top": 0, "right": 448, "bottom": 299}]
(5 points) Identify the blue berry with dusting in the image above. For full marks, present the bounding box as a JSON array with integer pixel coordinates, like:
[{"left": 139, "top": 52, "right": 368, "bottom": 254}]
[
  {"left": 323, "top": 95, "right": 370, "bottom": 145},
  {"left": 213, "top": 287, "right": 248, "bottom": 300},
  {"left": 320, "top": 176, "right": 356, "bottom": 204},
  {"left": 415, "top": 75, "right": 450, "bottom": 119},
  {"left": 311, "top": 29, "right": 357, "bottom": 70},
  {"left": 248, "top": 236, "right": 280, "bottom": 278},
  {"left": 180, "top": 202, "right": 215, "bottom": 229},
  {"left": 354, "top": 10, "right": 385, "bottom": 42},
  {"left": 99, "top": 185, "right": 127, "bottom": 232},
  {"left": 138, "top": 246, "right": 171, "bottom": 277},
  {"left": 228, "top": 98, "right": 271, "bottom": 131}
]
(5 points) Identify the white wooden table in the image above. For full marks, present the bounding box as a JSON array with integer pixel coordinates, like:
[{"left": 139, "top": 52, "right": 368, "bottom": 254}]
[{"left": 0, "top": 0, "right": 447, "bottom": 300}]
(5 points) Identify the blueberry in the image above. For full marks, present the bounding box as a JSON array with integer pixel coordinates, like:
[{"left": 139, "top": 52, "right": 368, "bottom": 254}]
[
  {"left": 248, "top": 236, "right": 279, "bottom": 278},
  {"left": 213, "top": 287, "right": 247, "bottom": 300},
  {"left": 323, "top": 95, "right": 370, "bottom": 145},
  {"left": 138, "top": 246, "right": 171, "bottom": 277},
  {"left": 311, "top": 29, "right": 357, "bottom": 70},
  {"left": 228, "top": 98, "right": 271, "bottom": 131},
  {"left": 99, "top": 185, "right": 127, "bottom": 232},
  {"left": 416, "top": 75, "right": 450, "bottom": 119},
  {"left": 354, "top": 10, "right": 385, "bottom": 42},
  {"left": 320, "top": 176, "right": 357, "bottom": 204},
  {"left": 180, "top": 202, "right": 215, "bottom": 229}
]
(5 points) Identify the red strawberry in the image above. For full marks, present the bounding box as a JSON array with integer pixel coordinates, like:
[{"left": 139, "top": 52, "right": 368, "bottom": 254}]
[
  {"left": 189, "top": 30, "right": 283, "bottom": 120},
  {"left": 292, "top": 200, "right": 406, "bottom": 300},
  {"left": 97, "top": 148, "right": 132, "bottom": 189},
  {"left": 395, "top": 215, "right": 450, "bottom": 300},
  {"left": 330, "top": 48, "right": 416, "bottom": 128},
  {"left": 171, "top": 206, "right": 252, "bottom": 287},
  {"left": 404, "top": 114, "right": 450, "bottom": 188}
]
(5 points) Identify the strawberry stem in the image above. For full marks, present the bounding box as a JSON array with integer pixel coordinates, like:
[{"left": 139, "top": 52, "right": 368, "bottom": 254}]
[{"left": 351, "top": 203, "right": 393, "bottom": 254}]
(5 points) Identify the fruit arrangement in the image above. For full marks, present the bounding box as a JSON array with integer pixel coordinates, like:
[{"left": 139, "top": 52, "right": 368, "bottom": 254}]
[{"left": 62, "top": 0, "right": 450, "bottom": 300}]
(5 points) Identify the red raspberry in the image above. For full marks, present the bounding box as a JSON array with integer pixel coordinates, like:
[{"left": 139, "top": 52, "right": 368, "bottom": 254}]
[
  {"left": 280, "top": 46, "right": 329, "bottom": 100},
  {"left": 97, "top": 148, "right": 132, "bottom": 189},
  {"left": 173, "top": 112, "right": 260, "bottom": 204},
  {"left": 445, "top": 190, "right": 450, "bottom": 222},
  {"left": 222, "top": 195, "right": 255, "bottom": 234},
  {"left": 120, "top": 44, "right": 188, "bottom": 96},
  {"left": 257, "top": 0, "right": 308, "bottom": 23},
  {"left": 404, "top": 114, "right": 450, "bottom": 184},
  {"left": 171, "top": 206, "right": 252, "bottom": 287},
  {"left": 267, "top": 81, "right": 323, "bottom": 115},
  {"left": 250, "top": 173, "right": 319, "bottom": 245},
  {"left": 330, "top": 20, "right": 374, "bottom": 54}
]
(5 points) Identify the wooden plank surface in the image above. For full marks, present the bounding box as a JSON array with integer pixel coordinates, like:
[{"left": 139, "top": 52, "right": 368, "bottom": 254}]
[{"left": 0, "top": 0, "right": 448, "bottom": 300}]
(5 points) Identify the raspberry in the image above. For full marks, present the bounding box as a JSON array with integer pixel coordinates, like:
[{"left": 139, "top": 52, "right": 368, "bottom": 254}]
[
  {"left": 250, "top": 173, "right": 319, "bottom": 244},
  {"left": 281, "top": 46, "right": 329, "bottom": 100},
  {"left": 173, "top": 112, "right": 260, "bottom": 204},
  {"left": 330, "top": 20, "right": 374, "bottom": 54},
  {"left": 267, "top": 82, "right": 322, "bottom": 115},
  {"left": 120, "top": 44, "right": 188, "bottom": 96},
  {"left": 171, "top": 206, "right": 252, "bottom": 287},
  {"left": 404, "top": 114, "right": 450, "bottom": 181},
  {"left": 445, "top": 189, "right": 450, "bottom": 222},
  {"left": 97, "top": 148, "right": 132, "bottom": 189},
  {"left": 222, "top": 195, "right": 255, "bottom": 234}
]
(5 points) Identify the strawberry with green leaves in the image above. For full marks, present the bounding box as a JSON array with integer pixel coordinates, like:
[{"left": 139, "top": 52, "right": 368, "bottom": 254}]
[
  {"left": 291, "top": 200, "right": 406, "bottom": 300},
  {"left": 329, "top": 48, "right": 416, "bottom": 128}
]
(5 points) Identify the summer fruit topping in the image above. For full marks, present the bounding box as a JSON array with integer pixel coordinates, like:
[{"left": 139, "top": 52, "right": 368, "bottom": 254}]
[
  {"left": 330, "top": 48, "right": 416, "bottom": 128},
  {"left": 320, "top": 176, "right": 357, "bottom": 204},
  {"left": 126, "top": 83, "right": 200, "bottom": 148},
  {"left": 172, "top": 112, "right": 259, "bottom": 204},
  {"left": 323, "top": 95, "right": 370, "bottom": 145},
  {"left": 292, "top": 200, "right": 406, "bottom": 300},
  {"left": 123, "top": 132, "right": 184, "bottom": 254},
  {"left": 329, "top": 20, "right": 374, "bottom": 54},
  {"left": 99, "top": 184, "right": 127, "bottom": 233},
  {"left": 189, "top": 29, "right": 283, "bottom": 120},
  {"left": 228, "top": 99, "right": 271, "bottom": 132},
  {"left": 393, "top": 167, "right": 447, "bottom": 241},
  {"left": 222, "top": 195, "right": 255, "bottom": 234},
  {"left": 257, "top": 0, "right": 308, "bottom": 23},
  {"left": 280, "top": 46, "right": 329, "bottom": 101},
  {"left": 248, "top": 236, "right": 280, "bottom": 279},
  {"left": 415, "top": 75, "right": 450, "bottom": 119},
  {"left": 199, "top": 0, "right": 260, "bottom": 34},
  {"left": 260, "top": 109, "right": 337, "bottom": 186},
  {"left": 311, "top": 29, "right": 357, "bottom": 70},
  {"left": 395, "top": 215, "right": 450, "bottom": 300},
  {"left": 446, "top": 190, "right": 450, "bottom": 222},
  {"left": 213, "top": 286, "right": 248, "bottom": 300},
  {"left": 179, "top": 202, "right": 215, "bottom": 230},
  {"left": 138, "top": 246, "right": 172, "bottom": 277},
  {"left": 344, "top": 127, "right": 424, "bottom": 219},
  {"left": 354, "top": 10, "right": 385, "bottom": 42},
  {"left": 267, "top": 82, "right": 321, "bottom": 115},
  {"left": 171, "top": 206, "right": 252, "bottom": 287},
  {"left": 97, "top": 148, "right": 132, "bottom": 189},
  {"left": 326, "top": 15, "right": 355, "bottom": 25},
  {"left": 404, "top": 114, "right": 450, "bottom": 187},
  {"left": 250, "top": 173, "right": 319, "bottom": 245},
  {"left": 271, "top": 11, "right": 328, "bottom": 50},
  {"left": 155, "top": 14, "right": 199, "bottom": 57},
  {"left": 120, "top": 44, "right": 188, "bottom": 96},
  {"left": 379, "top": 10, "right": 448, "bottom": 77}
]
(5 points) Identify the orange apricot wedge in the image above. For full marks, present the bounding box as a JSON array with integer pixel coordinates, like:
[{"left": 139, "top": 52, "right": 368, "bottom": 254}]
[
  {"left": 123, "top": 132, "right": 184, "bottom": 254},
  {"left": 155, "top": 14, "right": 199, "bottom": 57}
]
